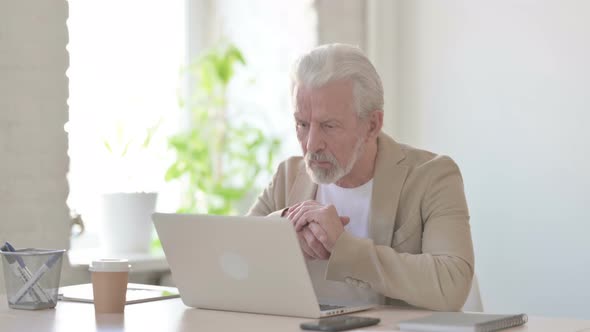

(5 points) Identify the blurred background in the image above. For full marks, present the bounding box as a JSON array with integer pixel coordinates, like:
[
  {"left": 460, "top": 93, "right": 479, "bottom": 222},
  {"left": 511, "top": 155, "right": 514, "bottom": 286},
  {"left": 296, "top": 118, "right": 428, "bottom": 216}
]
[{"left": 1, "top": 0, "right": 588, "bottom": 319}]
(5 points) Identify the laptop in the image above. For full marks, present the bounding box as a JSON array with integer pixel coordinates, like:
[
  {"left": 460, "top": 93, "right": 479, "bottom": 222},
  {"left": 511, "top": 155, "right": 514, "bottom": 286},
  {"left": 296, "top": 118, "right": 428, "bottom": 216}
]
[{"left": 152, "top": 213, "right": 375, "bottom": 318}]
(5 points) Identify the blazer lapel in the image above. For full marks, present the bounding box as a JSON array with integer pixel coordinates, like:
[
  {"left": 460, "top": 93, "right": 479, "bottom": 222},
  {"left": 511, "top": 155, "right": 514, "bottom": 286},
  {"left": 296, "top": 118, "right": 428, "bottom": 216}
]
[
  {"left": 287, "top": 163, "right": 317, "bottom": 206},
  {"left": 369, "top": 133, "right": 408, "bottom": 246}
]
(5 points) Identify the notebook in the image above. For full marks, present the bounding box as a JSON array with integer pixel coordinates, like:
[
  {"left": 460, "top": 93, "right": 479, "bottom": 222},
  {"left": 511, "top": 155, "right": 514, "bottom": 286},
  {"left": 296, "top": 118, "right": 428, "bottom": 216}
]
[
  {"left": 397, "top": 312, "right": 528, "bottom": 332},
  {"left": 58, "top": 283, "right": 179, "bottom": 305}
]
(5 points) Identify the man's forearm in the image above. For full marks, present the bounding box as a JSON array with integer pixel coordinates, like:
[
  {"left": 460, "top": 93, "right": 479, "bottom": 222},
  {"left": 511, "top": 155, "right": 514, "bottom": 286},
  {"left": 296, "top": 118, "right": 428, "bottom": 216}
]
[{"left": 326, "top": 231, "right": 474, "bottom": 311}]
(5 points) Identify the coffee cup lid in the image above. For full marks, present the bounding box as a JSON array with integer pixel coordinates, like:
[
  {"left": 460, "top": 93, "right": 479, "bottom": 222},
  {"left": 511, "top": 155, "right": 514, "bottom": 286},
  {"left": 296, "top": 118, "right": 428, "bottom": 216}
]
[{"left": 89, "top": 258, "right": 131, "bottom": 272}]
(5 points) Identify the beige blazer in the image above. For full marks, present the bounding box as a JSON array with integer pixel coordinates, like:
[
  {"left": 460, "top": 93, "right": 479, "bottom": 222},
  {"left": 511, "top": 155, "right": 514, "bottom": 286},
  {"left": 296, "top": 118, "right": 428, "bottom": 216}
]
[{"left": 247, "top": 132, "right": 474, "bottom": 311}]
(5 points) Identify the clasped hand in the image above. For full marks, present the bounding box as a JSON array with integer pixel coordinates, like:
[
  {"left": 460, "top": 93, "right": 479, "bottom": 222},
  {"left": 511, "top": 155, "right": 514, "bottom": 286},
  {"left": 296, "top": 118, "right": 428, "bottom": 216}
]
[{"left": 286, "top": 200, "right": 348, "bottom": 260}]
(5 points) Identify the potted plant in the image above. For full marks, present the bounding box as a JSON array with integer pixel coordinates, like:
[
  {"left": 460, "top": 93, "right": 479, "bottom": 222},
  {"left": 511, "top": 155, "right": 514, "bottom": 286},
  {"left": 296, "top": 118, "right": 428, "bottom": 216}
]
[
  {"left": 165, "top": 43, "right": 280, "bottom": 215},
  {"left": 99, "top": 118, "right": 164, "bottom": 254}
]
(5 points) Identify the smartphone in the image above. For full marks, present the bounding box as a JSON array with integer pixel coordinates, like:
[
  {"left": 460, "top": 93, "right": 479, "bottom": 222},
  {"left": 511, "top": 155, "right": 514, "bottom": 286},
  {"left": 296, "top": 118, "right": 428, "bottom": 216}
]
[{"left": 300, "top": 315, "right": 380, "bottom": 331}]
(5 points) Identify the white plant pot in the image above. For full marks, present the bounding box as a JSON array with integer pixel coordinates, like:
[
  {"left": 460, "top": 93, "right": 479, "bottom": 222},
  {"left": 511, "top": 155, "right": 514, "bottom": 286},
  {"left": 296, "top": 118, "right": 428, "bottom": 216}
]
[{"left": 100, "top": 192, "right": 157, "bottom": 254}]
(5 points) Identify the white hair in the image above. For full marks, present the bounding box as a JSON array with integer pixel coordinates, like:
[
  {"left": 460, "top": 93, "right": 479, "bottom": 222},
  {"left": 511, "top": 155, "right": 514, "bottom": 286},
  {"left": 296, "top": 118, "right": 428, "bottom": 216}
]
[{"left": 290, "top": 43, "right": 384, "bottom": 118}]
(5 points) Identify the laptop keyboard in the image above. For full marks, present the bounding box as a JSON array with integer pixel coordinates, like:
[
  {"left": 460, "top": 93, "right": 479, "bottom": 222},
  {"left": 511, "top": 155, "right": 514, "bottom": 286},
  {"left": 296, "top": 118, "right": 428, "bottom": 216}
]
[{"left": 319, "top": 304, "right": 346, "bottom": 311}]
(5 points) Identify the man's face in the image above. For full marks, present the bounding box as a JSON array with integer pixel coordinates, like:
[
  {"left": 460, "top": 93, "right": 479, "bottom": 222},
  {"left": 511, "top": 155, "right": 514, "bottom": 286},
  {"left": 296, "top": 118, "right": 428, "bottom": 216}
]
[{"left": 294, "top": 80, "right": 368, "bottom": 184}]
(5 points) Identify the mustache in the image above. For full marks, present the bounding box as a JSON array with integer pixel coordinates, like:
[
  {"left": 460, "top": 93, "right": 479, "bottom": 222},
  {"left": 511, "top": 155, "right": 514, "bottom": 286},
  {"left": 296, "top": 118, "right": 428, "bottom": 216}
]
[{"left": 305, "top": 151, "right": 337, "bottom": 164}]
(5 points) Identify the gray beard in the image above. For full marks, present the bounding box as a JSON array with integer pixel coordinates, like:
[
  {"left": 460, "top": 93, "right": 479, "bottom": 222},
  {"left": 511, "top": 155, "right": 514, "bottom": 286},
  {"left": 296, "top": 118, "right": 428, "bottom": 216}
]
[{"left": 304, "top": 138, "right": 365, "bottom": 184}]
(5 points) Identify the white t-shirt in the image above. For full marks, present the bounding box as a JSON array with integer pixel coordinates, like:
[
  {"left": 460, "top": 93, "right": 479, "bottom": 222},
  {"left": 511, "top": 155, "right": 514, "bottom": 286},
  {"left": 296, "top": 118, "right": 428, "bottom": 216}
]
[
  {"left": 305, "top": 179, "right": 382, "bottom": 306},
  {"left": 316, "top": 180, "right": 373, "bottom": 238}
]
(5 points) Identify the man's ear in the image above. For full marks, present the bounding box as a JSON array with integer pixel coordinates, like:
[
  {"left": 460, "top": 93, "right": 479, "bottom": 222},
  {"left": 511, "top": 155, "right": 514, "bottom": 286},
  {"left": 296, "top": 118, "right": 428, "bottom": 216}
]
[{"left": 366, "top": 110, "right": 383, "bottom": 139}]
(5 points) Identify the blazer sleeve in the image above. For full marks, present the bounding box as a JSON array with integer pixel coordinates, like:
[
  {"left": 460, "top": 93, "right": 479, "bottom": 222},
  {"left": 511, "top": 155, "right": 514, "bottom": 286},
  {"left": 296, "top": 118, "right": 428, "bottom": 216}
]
[
  {"left": 246, "top": 162, "right": 290, "bottom": 218},
  {"left": 325, "top": 157, "right": 474, "bottom": 311}
]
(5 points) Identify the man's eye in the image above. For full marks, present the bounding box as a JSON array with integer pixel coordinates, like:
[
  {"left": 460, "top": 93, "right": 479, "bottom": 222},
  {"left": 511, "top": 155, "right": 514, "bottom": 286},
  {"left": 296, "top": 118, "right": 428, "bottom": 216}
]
[
  {"left": 323, "top": 123, "right": 336, "bottom": 129},
  {"left": 296, "top": 122, "right": 308, "bottom": 129}
]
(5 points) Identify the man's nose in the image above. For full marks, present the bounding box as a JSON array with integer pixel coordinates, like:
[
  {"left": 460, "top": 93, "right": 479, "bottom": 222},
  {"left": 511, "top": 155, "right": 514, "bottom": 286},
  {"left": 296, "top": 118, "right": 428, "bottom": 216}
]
[{"left": 306, "top": 123, "right": 325, "bottom": 153}]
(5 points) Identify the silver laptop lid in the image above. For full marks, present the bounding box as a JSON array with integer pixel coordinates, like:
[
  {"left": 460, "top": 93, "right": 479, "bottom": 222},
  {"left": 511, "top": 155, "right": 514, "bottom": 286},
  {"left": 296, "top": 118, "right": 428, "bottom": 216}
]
[{"left": 153, "top": 213, "right": 323, "bottom": 318}]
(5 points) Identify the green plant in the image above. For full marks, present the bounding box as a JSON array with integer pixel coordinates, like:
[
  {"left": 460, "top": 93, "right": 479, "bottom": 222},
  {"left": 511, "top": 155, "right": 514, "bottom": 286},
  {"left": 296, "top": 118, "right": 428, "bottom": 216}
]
[
  {"left": 103, "top": 119, "right": 162, "bottom": 159},
  {"left": 165, "top": 43, "right": 280, "bottom": 215},
  {"left": 100, "top": 118, "right": 163, "bottom": 193}
]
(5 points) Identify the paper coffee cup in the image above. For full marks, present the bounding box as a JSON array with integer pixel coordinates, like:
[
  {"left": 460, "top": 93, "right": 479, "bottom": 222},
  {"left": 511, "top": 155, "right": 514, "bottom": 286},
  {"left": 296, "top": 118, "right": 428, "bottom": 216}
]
[{"left": 89, "top": 259, "right": 130, "bottom": 314}]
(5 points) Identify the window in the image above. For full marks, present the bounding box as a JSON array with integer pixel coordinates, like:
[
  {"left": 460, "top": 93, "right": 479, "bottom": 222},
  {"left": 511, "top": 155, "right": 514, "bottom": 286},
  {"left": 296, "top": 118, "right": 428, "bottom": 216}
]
[
  {"left": 66, "top": 0, "right": 316, "bottom": 250},
  {"left": 66, "top": 0, "right": 186, "bottom": 248}
]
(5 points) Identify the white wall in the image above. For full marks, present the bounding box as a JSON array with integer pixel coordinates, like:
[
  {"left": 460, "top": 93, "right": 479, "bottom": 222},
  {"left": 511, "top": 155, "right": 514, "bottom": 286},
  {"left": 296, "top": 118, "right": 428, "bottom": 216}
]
[
  {"left": 396, "top": 0, "right": 590, "bottom": 319},
  {"left": 316, "top": 0, "right": 366, "bottom": 50},
  {"left": 0, "top": 0, "right": 79, "bottom": 290}
]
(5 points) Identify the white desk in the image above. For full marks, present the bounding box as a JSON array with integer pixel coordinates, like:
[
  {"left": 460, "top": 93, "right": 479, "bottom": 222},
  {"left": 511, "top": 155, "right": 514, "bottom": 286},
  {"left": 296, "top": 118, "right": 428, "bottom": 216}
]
[{"left": 1, "top": 295, "right": 589, "bottom": 332}]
